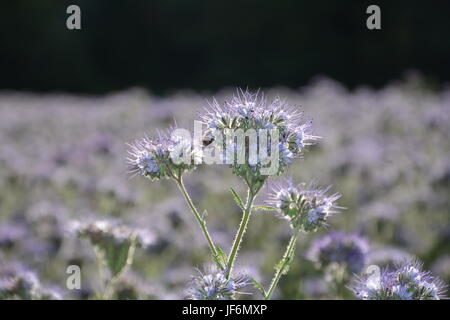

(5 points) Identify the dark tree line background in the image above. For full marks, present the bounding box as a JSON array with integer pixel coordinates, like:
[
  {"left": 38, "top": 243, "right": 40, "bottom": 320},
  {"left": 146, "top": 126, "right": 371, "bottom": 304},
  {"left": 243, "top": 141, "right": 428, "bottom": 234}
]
[{"left": 1, "top": 0, "right": 449, "bottom": 94}]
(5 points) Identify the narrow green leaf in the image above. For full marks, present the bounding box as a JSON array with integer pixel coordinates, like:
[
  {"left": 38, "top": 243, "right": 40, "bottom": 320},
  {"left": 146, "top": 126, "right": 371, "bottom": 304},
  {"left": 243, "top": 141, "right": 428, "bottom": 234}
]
[
  {"left": 274, "top": 255, "right": 293, "bottom": 276},
  {"left": 274, "top": 259, "right": 284, "bottom": 272},
  {"left": 252, "top": 205, "right": 276, "bottom": 212},
  {"left": 212, "top": 245, "right": 228, "bottom": 270},
  {"left": 230, "top": 188, "right": 244, "bottom": 210},
  {"left": 250, "top": 277, "right": 267, "bottom": 298}
]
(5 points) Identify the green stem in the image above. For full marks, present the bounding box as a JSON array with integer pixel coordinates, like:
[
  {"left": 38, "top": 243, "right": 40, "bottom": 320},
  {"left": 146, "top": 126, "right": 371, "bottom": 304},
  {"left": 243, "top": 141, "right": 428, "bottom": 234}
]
[
  {"left": 174, "top": 176, "right": 218, "bottom": 259},
  {"left": 333, "top": 267, "right": 346, "bottom": 300},
  {"left": 93, "top": 246, "right": 105, "bottom": 299},
  {"left": 226, "top": 188, "right": 257, "bottom": 279},
  {"left": 103, "top": 277, "right": 117, "bottom": 300},
  {"left": 265, "top": 232, "right": 299, "bottom": 299}
]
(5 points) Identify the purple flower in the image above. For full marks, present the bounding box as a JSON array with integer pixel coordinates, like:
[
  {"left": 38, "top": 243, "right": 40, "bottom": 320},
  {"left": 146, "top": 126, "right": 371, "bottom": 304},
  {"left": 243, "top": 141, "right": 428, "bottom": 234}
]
[
  {"left": 200, "top": 90, "right": 320, "bottom": 186},
  {"left": 350, "top": 259, "right": 447, "bottom": 300},
  {"left": 0, "top": 263, "right": 61, "bottom": 300},
  {"left": 0, "top": 222, "right": 26, "bottom": 249},
  {"left": 186, "top": 266, "right": 250, "bottom": 300},
  {"left": 72, "top": 219, "right": 154, "bottom": 249},
  {"left": 307, "top": 231, "right": 369, "bottom": 275},
  {"left": 127, "top": 129, "right": 199, "bottom": 181}
]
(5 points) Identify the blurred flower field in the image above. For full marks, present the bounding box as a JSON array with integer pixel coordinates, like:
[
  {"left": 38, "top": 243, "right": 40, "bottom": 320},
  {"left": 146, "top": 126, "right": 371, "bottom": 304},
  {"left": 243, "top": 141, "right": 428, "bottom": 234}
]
[{"left": 0, "top": 76, "right": 449, "bottom": 299}]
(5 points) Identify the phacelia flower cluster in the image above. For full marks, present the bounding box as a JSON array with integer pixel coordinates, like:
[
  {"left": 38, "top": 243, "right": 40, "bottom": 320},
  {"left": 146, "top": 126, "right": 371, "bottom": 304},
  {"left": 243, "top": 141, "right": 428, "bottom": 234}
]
[
  {"left": 307, "top": 231, "right": 369, "bottom": 276},
  {"left": 267, "top": 182, "right": 341, "bottom": 232},
  {"left": 73, "top": 219, "right": 155, "bottom": 276},
  {"left": 200, "top": 90, "right": 319, "bottom": 189},
  {"left": 73, "top": 220, "right": 153, "bottom": 249},
  {"left": 0, "top": 264, "right": 61, "bottom": 300},
  {"left": 187, "top": 267, "right": 250, "bottom": 300},
  {"left": 127, "top": 130, "right": 200, "bottom": 181},
  {"left": 351, "top": 260, "right": 446, "bottom": 300}
]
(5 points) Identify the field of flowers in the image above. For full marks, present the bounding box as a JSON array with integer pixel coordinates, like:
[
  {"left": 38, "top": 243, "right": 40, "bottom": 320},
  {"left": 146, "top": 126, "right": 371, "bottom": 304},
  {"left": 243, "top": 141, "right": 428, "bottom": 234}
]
[{"left": 0, "top": 76, "right": 449, "bottom": 299}]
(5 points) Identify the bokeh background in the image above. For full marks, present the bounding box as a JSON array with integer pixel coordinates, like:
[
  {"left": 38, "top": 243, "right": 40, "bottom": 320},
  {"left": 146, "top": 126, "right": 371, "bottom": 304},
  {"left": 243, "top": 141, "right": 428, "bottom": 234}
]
[{"left": 0, "top": 1, "right": 449, "bottom": 299}]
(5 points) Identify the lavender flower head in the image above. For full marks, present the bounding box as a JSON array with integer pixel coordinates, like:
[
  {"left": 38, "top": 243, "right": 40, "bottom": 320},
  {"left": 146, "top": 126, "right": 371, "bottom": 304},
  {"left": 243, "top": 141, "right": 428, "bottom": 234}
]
[
  {"left": 186, "top": 266, "right": 250, "bottom": 300},
  {"left": 267, "top": 182, "right": 341, "bottom": 232},
  {"left": 200, "top": 90, "right": 319, "bottom": 188},
  {"left": 0, "top": 270, "right": 39, "bottom": 300},
  {"left": 127, "top": 128, "right": 200, "bottom": 181},
  {"left": 307, "top": 231, "right": 369, "bottom": 276},
  {"left": 0, "top": 264, "right": 61, "bottom": 300},
  {"left": 351, "top": 259, "right": 446, "bottom": 300},
  {"left": 0, "top": 222, "right": 26, "bottom": 249}
]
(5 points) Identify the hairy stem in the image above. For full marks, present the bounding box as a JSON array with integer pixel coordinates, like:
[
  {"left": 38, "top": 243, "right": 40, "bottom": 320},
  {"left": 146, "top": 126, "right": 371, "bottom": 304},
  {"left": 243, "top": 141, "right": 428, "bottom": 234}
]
[
  {"left": 226, "top": 188, "right": 257, "bottom": 279},
  {"left": 174, "top": 176, "right": 218, "bottom": 259},
  {"left": 265, "top": 232, "right": 299, "bottom": 299}
]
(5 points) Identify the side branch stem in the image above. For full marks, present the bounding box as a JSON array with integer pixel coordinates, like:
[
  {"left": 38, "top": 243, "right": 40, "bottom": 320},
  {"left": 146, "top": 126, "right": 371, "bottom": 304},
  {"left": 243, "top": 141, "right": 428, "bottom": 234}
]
[{"left": 174, "top": 176, "right": 218, "bottom": 258}]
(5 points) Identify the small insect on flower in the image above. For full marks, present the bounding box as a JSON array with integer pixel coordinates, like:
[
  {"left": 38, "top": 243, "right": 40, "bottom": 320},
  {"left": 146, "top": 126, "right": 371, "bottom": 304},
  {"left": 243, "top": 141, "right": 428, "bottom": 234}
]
[
  {"left": 127, "top": 128, "right": 199, "bottom": 181},
  {"left": 350, "top": 259, "right": 447, "bottom": 300},
  {"left": 186, "top": 266, "right": 250, "bottom": 300},
  {"left": 267, "top": 181, "right": 342, "bottom": 232},
  {"left": 307, "top": 231, "right": 369, "bottom": 276}
]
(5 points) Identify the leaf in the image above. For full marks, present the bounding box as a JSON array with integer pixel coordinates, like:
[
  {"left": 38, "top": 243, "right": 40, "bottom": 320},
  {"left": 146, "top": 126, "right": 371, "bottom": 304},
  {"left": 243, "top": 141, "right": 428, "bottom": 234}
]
[
  {"left": 103, "top": 235, "right": 137, "bottom": 278},
  {"left": 230, "top": 188, "right": 245, "bottom": 210},
  {"left": 250, "top": 277, "right": 267, "bottom": 298},
  {"left": 252, "top": 205, "right": 276, "bottom": 212},
  {"left": 212, "top": 245, "right": 228, "bottom": 270},
  {"left": 280, "top": 264, "right": 291, "bottom": 275},
  {"left": 274, "top": 255, "right": 293, "bottom": 276},
  {"left": 274, "top": 259, "right": 284, "bottom": 272},
  {"left": 105, "top": 241, "right": 132, "bottom": 277},
  {"left": 201, "top": 210, "right": 208, "bottom": 220}
]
